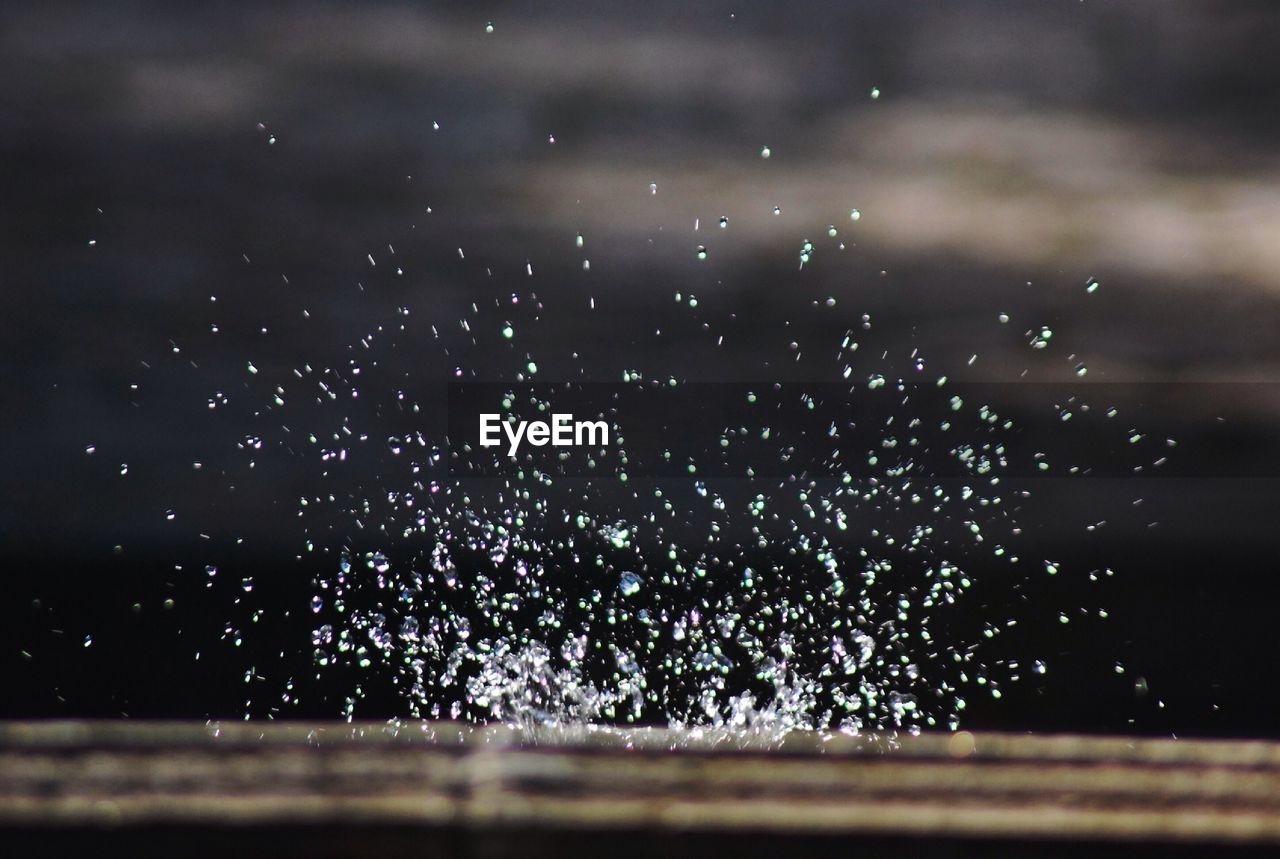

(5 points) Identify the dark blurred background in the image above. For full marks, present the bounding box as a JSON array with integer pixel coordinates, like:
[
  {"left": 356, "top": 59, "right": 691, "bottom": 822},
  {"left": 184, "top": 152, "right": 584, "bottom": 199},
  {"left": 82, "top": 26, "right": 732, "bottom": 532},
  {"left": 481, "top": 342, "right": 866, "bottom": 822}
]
[{"left": 3, "top": 0, "right": 1280, "bottom": 735}]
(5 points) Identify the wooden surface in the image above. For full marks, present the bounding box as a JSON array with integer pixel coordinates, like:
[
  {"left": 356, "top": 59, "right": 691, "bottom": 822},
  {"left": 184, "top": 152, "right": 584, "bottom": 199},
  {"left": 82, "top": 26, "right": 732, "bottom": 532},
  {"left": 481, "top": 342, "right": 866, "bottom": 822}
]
[{"left": 4, "top": 721, "right": 1280, "bottom": 855}]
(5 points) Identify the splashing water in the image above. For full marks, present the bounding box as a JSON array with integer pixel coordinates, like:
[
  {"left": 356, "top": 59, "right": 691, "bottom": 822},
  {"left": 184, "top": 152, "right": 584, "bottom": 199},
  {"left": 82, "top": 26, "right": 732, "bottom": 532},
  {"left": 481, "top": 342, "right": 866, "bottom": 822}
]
[{"left": 161, "top": 157, "right": 1162, "bottom": 737}]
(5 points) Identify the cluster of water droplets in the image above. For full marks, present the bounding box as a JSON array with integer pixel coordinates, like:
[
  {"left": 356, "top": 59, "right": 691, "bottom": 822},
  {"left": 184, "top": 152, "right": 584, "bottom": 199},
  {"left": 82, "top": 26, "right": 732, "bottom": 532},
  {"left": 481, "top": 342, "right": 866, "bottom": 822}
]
[{"left": 176, "top": 140, "right": 1159, "bottom": 735}]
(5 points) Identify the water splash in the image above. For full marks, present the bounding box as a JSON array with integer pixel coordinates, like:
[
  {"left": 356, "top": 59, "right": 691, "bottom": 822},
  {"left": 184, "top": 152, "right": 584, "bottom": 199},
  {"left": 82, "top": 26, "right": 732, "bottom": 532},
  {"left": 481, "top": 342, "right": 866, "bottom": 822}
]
[{"left": 167, "top": 170, "right": 1157, "bottom": 735}]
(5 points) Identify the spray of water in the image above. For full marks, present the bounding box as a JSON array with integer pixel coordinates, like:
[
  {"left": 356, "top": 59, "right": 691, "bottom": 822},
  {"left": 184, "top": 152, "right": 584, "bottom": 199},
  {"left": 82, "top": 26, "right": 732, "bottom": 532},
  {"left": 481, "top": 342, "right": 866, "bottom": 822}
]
[{"left": 175, "top": 147, "right": 1160, "bottom": 736}]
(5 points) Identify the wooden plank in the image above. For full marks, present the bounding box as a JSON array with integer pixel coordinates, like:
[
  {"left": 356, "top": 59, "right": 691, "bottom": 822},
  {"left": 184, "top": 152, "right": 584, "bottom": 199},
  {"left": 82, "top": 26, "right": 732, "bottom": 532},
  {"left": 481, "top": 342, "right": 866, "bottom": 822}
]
[{"left": 2, "top": 721, "right": 1280, "bottom": 850}]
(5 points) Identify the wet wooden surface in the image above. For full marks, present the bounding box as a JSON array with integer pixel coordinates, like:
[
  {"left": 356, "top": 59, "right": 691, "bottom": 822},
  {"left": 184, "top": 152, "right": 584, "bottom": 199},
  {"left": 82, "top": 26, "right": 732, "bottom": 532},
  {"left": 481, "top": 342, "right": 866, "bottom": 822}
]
[{"left": 4, "top": 721, "right": 1280, "bottom": 855}]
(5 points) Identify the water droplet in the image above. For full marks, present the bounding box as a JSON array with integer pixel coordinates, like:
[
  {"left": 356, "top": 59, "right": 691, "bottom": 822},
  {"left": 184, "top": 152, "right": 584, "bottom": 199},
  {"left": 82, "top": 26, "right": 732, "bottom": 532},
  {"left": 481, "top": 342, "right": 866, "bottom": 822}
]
[{"left": 619, "top": 572, "right": 644, "bottom": 596}]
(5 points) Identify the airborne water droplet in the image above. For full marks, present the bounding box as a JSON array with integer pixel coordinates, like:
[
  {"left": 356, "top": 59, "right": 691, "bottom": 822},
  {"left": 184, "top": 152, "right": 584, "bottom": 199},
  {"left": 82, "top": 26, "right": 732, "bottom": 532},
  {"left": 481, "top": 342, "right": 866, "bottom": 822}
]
[{"left": 619, "top": 572, "right": 643, "bottom": 596}]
